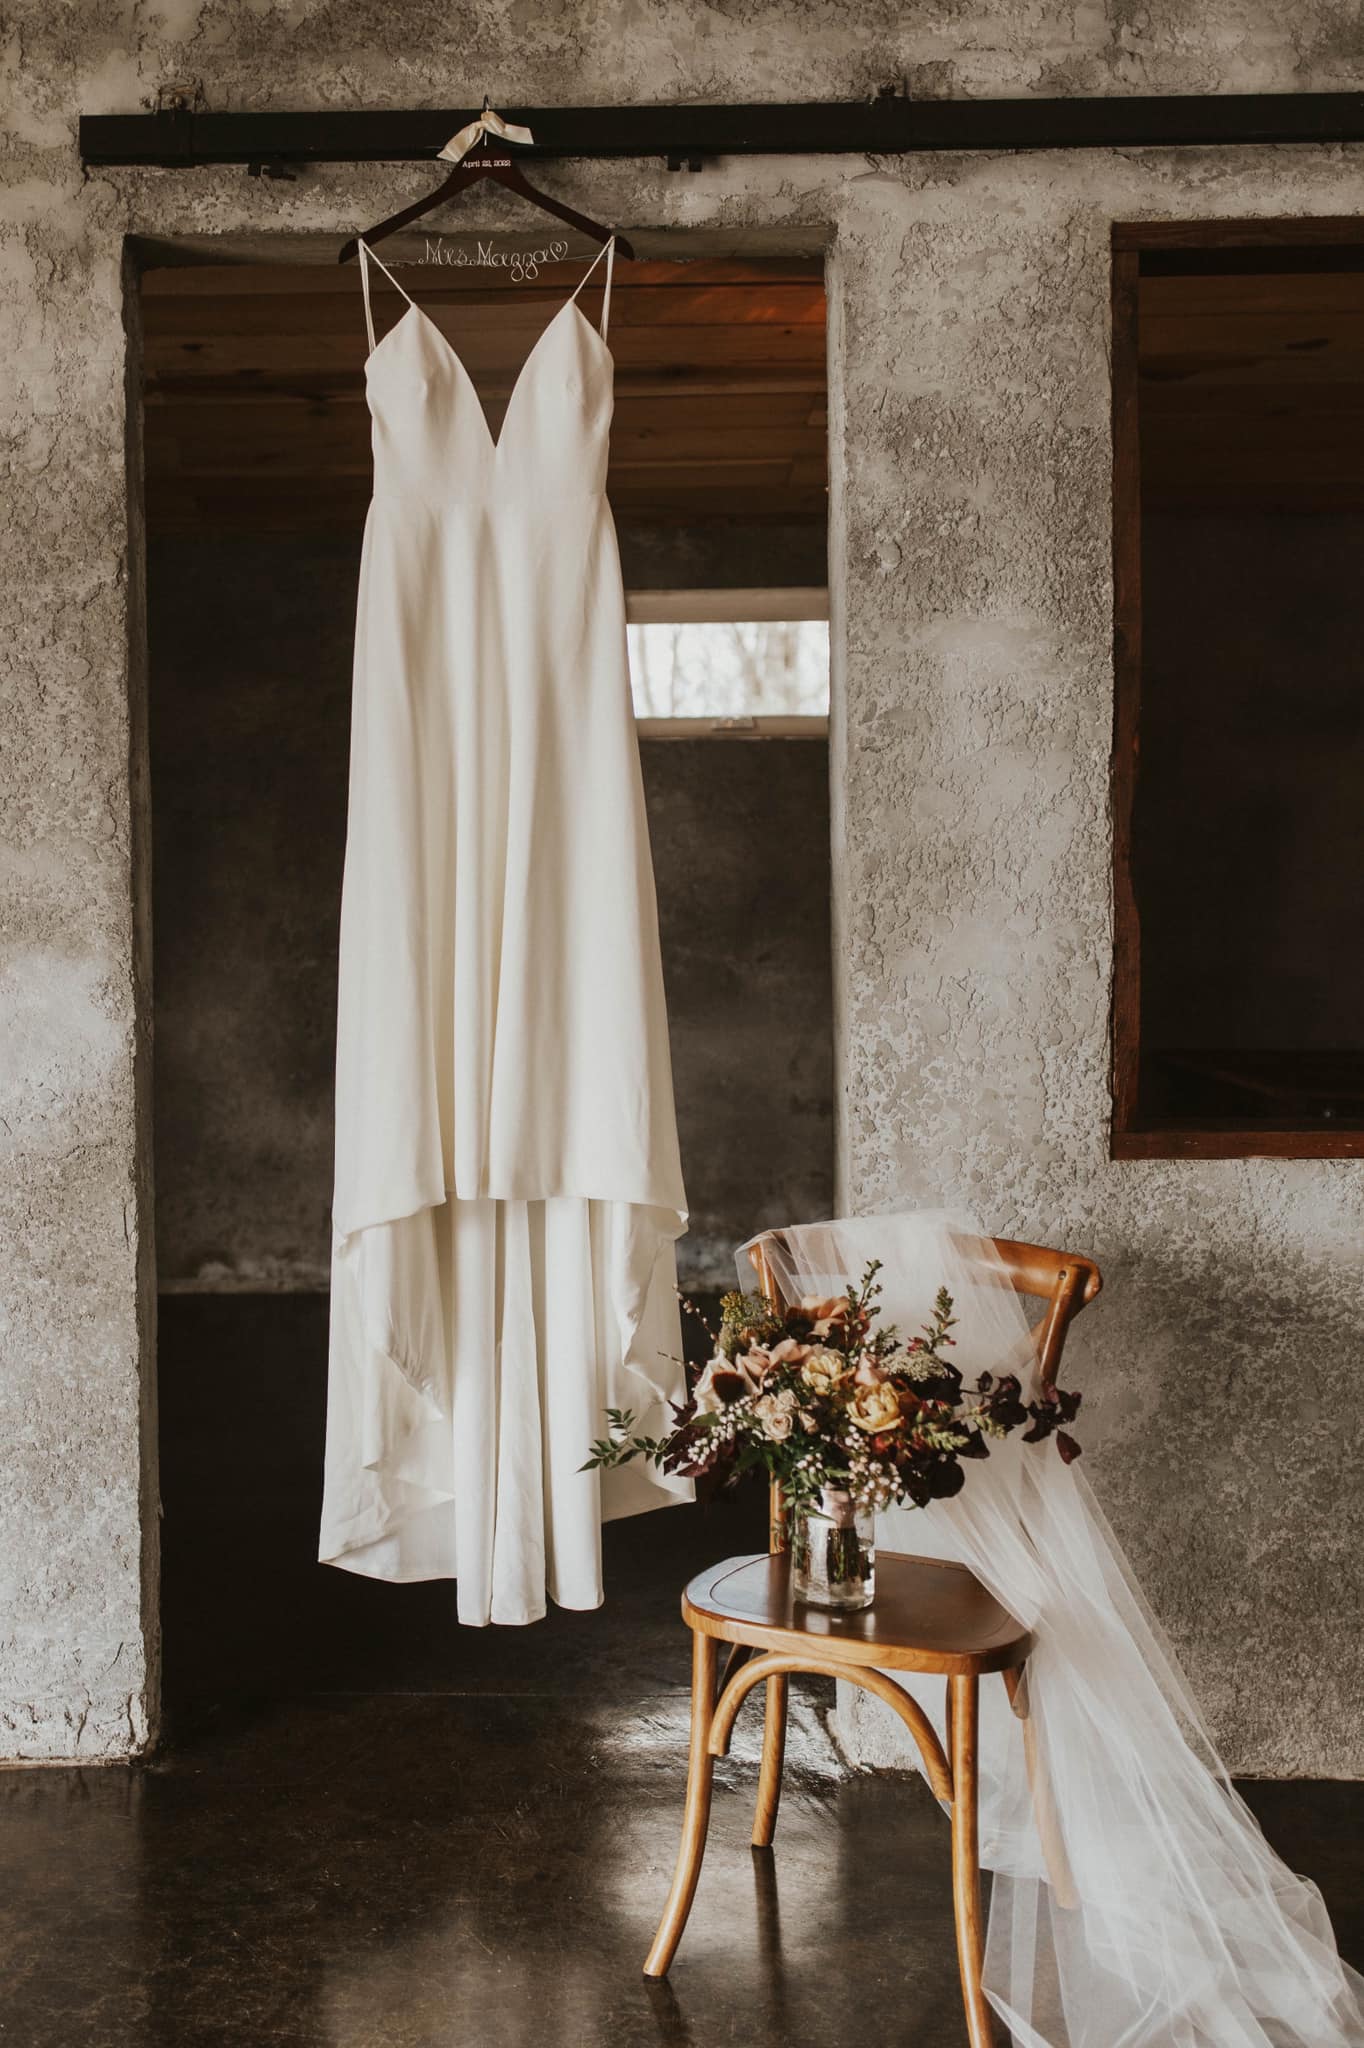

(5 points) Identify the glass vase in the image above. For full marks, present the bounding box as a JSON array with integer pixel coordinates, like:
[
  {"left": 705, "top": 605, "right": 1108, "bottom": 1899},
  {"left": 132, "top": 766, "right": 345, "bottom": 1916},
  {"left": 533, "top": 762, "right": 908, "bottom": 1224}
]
[{"left": 789, "top": 1487, "right": 876, "bottom": 1610}]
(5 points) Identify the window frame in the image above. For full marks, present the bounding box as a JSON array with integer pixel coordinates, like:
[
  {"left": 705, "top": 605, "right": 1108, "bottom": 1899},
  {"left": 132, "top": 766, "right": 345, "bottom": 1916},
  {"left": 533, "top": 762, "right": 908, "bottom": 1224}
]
[
  {"left": 625, "top": 586, "right": 830, "bottom": 738},
  {"left": 1109, "top": 217, "right": 1364, "bottom": 1161}
]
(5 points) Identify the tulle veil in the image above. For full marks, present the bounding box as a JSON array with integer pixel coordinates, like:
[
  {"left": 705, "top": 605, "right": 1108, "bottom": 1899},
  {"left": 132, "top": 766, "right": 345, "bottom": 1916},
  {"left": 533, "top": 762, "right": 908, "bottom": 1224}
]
[{"left": 739, "top": 1210, "right": 1363, "bottom": 2048}]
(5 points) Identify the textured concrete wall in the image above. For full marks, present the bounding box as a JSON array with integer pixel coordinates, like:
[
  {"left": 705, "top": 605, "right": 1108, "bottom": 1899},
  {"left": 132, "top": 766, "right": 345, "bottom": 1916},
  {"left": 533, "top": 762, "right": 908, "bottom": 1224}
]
[
  {"left": 4, "top": 1, "right": 1364, "bottom": 1762},
  {"left": 831, "top": 153, "right": 1364, "bottom": 1778}
]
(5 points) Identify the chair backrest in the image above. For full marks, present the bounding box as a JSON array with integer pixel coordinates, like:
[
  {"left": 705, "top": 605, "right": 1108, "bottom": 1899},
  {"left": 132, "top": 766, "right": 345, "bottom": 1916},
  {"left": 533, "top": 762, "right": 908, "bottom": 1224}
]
[{"left": 747, "top": 1230, "right": 1102, "bottom": 1555}]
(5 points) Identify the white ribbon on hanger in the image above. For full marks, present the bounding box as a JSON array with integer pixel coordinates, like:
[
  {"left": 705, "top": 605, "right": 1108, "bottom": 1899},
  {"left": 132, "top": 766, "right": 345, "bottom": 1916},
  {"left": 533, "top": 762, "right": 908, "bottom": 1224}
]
[{"left": 438, "top": 106, "right": 535, "bottom": 165}]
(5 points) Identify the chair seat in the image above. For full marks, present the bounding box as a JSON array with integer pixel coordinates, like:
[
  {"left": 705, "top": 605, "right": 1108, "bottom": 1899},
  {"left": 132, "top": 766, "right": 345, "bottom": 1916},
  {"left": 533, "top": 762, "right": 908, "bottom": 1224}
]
[{"left": 682, "top": 1550, "right": 1030, "bottom": 1675}]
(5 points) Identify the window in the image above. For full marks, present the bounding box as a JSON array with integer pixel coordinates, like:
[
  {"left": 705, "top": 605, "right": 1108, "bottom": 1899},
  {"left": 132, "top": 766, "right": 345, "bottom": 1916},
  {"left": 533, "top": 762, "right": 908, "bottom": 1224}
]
[
  {"left": 1110, "top": 221, "right": 1364, "bottom": 1158},
  {"left": 625, "top": 588, "right": 829, "bottom": 735}
]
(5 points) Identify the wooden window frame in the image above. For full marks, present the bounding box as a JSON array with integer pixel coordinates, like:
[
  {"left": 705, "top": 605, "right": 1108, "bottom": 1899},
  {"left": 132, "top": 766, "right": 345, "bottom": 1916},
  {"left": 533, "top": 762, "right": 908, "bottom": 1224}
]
[
  {"left": 1109, "top": 217, "right": 1364, "bottom": 1161},
  {"left": 626, "top": 587, "right": 830, "bottom": 739},
  {"left": 625, "top": 587, "right": 829, "bottom": 626}
]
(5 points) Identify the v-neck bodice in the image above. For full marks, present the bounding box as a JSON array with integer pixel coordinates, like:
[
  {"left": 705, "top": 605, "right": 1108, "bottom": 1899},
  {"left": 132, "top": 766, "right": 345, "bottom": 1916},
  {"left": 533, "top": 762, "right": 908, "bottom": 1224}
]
[{"left": 360, "top": 240, "right": 617, "bottom": 504}]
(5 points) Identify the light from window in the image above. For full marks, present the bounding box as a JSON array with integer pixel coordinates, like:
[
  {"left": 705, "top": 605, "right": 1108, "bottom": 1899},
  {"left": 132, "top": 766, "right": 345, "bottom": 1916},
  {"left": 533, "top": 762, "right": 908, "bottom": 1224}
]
[{"left": 627, "top": 620, "right": 830, "bottom": 720}]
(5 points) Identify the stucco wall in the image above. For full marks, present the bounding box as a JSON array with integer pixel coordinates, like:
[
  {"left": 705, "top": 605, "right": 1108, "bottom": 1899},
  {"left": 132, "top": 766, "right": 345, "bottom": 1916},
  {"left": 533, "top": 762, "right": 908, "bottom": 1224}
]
[
  {"left": 3, "top": 4, "right": 1364, "bottom": 1763},
  {"left": 831, "top": 156, "right": 1364, "bottom": 1776}
]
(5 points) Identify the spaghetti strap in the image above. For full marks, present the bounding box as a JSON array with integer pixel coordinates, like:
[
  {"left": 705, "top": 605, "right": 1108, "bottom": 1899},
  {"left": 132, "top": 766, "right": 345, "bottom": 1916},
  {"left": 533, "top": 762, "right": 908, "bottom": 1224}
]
[
  {"left": 569, "top": 235, "right": 617, "bottom": 341},
  {"left": 601, "top": 235, "right": 615, "bottom": 341},
  {"left": 358, "top": 239, "right": 416, "bottom": 356}
]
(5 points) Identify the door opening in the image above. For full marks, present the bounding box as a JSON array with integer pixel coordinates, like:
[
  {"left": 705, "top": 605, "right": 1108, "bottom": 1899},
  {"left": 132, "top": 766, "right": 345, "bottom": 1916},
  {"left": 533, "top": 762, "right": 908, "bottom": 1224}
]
[{"left": 140, "top": 237, "right": 832, "bottom": 1713}]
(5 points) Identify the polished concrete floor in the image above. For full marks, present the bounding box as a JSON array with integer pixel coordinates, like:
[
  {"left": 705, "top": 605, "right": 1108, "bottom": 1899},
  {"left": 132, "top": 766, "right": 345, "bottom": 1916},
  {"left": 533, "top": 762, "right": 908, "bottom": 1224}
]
[{"left": 3, "top": 1295, "right": 1362, "bottom": 2047}]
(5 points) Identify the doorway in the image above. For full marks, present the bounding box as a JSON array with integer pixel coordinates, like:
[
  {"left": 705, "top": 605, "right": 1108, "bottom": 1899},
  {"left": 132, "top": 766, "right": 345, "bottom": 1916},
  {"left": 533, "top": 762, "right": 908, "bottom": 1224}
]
[{"left": 141, "top": 240, "right": 832, "bottom": 1713}]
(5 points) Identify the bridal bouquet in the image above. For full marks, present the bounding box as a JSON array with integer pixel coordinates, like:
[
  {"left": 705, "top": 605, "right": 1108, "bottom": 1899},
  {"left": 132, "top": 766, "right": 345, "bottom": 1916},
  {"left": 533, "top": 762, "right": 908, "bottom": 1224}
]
[{"left": 584, "top": 1260, "right": 1081, "bottom": 1518}]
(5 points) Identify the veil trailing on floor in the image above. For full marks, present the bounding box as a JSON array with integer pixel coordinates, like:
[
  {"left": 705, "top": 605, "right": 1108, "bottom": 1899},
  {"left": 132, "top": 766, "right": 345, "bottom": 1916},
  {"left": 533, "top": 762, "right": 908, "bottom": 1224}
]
[{"left": 744, "top": 1212, "right": 1363, "bottom": 2048}]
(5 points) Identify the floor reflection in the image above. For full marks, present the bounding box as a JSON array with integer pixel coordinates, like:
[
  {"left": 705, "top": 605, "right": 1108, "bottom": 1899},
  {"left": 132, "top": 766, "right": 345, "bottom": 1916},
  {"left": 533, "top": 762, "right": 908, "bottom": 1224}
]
[{"left": 2, "top": 1348, "right": 1359, "bottom": 2048}]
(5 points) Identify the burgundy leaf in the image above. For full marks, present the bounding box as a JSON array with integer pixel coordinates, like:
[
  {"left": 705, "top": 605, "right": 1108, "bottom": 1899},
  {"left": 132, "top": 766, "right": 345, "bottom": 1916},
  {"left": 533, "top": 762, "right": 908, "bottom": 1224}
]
[{"left": 925, "top": 1458, "right": 965, "bottom": 1499}]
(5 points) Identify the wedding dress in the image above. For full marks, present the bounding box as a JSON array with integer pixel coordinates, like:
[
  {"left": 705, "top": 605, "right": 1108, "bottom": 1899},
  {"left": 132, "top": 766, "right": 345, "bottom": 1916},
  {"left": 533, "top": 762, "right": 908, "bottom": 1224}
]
[
  {"left": 319, "top": 238, "right": 691, "bottom": 1626},
  {"left": 748, "top": 1214, "right": 1364, "bottom": 2048}
]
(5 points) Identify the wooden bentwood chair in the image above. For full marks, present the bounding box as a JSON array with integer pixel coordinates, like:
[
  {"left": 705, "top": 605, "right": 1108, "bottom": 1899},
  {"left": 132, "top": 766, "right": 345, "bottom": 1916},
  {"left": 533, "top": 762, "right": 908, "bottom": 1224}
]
[{"left": 643, "top": 1232, "right": 1102, "bottom": 2047}]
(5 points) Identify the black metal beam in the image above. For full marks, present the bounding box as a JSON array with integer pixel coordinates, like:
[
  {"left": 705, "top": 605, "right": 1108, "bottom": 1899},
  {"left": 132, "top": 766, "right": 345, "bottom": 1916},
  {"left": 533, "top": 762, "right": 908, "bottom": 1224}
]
[{"left": 78, "top": 93, "right": 1364, "bottom": 168}]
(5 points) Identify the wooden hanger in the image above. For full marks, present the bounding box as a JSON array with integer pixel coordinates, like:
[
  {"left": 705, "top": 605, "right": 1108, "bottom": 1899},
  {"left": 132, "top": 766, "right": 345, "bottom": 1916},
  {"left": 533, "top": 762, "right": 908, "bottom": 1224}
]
[{"left": 338, "top": 99, "right": 635, "bottom": 265}]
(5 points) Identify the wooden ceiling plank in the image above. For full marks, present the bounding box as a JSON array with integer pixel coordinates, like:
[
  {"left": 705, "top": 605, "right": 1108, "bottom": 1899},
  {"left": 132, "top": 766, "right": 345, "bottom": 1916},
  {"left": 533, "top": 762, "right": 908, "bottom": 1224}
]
[
  {"left": 144, "top": 433, "right": 831, "bottom": 476},
  {"left": 142, "top": 258, "right": 826, "bottom": 297},
  {"left": 144, "top": 369, "right": 829, "bottom": 404},
  {"left": 143, "top": 328, "right": 829, "bottom": 382},
  {"left": 142, "top": 283, "right": 827, "bottom": 340}
]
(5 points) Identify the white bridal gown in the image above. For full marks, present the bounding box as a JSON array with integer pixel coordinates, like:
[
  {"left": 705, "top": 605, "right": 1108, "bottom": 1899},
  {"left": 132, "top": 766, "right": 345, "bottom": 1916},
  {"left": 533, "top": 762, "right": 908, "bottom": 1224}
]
[{"left": 319, "top": 237, "right": 692, "bottom": 1626}]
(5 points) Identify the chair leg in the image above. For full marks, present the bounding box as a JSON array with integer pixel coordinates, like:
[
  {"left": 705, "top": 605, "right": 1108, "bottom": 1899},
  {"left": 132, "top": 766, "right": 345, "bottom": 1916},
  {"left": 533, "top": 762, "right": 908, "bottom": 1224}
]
[
  {"left": 751, "top": 1671, "right": 788, "bottom": 1848},
  {"left": 720, "top": 1641, "right": 754, "bottom": 1698},
  {"left": 949, "top": 1673, "right": 996, "bottom": 2048},
  {"left": 644, "top": 1629, "right": 720, "bottom": 1978}
]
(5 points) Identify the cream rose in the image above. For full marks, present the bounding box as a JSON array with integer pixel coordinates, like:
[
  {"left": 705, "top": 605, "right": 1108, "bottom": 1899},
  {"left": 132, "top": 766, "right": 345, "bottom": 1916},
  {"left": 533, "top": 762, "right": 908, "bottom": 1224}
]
[
  {"left": 847, "top": 1380, "right": 902, "bottom": 1433},
  {"left": 754, "top": 1389, "right": 798, "bottom": 1442},
  {"left": 801, "top": 1346, "right": 852, "bottom": 1397}
]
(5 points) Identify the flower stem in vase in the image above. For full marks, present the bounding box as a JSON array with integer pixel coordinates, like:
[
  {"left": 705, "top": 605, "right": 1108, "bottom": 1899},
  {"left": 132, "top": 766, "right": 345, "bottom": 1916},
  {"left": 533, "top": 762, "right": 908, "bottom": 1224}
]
[
  {"left": 827, "top": 1523, "right": 866, "bottom": 1590},
  {"left": 791, "top": 1487, "right": 876, "bottom": 1611}
]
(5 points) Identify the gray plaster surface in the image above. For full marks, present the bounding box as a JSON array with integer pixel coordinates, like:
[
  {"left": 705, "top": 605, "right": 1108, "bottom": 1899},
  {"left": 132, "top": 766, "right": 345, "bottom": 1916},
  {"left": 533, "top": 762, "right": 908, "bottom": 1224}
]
[{"left": 3, "top": 4, "right": 1364, "bottom": 1762}]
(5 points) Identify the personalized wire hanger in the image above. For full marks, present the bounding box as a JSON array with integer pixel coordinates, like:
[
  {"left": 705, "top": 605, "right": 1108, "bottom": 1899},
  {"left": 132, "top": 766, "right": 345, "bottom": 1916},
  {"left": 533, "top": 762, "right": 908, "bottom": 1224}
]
[{"left": 338, "top": 98, "right": 635, "bottom": 264}]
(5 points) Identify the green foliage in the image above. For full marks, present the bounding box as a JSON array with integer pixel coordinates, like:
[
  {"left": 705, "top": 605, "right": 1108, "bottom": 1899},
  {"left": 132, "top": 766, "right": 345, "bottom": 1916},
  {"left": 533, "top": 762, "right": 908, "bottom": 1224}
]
[
  {"left": 583, "top": 1259, "right": 1082, "bottom": 1513},
  {"left": 581, "top": 1409, "right": 670, "bottom": 1472},
  {"left": 717, "top": 1288, "right": 781, "bottom": 1358}
]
